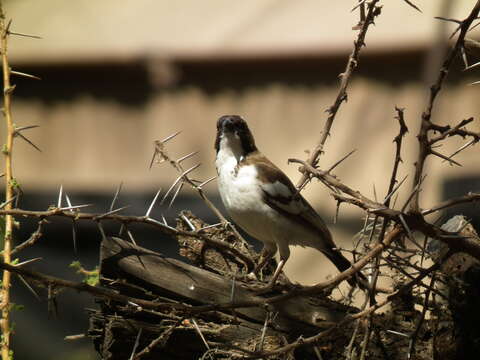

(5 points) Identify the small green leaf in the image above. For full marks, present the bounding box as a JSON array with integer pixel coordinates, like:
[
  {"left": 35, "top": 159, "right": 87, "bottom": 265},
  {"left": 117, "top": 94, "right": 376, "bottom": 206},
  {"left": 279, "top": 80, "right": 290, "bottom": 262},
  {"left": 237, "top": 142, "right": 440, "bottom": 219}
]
[
  {"left": 9, "top": 178, "right": 20, "bottom": 190},
  {"left": 85, "top": 272, "right": 100, "bottom": 286},
  {"left": 69, "top": 260, "right": 81, "bottom": 269},
  {"left": 69, "top": 261, "right": 99, "bottom": 286},
  {"left": 9, "top": 303, "right": 24, "bottom": 312}
]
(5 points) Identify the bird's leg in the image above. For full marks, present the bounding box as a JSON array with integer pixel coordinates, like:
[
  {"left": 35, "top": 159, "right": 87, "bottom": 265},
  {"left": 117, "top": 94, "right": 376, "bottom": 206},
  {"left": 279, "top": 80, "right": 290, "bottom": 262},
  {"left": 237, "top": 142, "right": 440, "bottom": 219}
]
[
  {"left": 265, "top": 259, "right": 286, "bottom": 289},
  {"left": 247, "top": 245, "right": 276, "bottom": 281},
  {"left": 249, "top": 259, "right": 286, "bottom": 295},
  {"left": 250, "top": 243, "right": 289, "bottom": 294}
]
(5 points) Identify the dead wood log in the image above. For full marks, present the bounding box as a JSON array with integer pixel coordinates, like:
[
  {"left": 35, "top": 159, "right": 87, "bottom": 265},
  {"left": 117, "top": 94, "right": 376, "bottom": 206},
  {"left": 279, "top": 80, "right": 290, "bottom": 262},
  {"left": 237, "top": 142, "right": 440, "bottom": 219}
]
[{"left": 88, "top": 236, "right": 357, "bottom": 359}]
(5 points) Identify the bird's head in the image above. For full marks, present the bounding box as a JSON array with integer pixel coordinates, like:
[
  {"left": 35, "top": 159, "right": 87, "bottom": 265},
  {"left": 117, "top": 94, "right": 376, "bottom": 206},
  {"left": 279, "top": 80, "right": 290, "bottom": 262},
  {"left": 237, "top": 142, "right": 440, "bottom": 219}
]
[{"left": 215, "top": 115, "right": 257, "bottom": 157}]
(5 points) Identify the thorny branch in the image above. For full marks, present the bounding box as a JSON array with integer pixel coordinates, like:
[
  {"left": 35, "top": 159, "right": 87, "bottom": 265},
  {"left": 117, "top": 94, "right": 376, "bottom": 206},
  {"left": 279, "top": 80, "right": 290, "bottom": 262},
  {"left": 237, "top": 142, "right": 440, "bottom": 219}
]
[
  {"left": 6, "top": 219, "right": 46, "bottom": 256},
  {"left": 410, "top": 0, "right": 480, "bottom": 213},
  {"left": 296, "top": 0, "right": 382, "bottom": 190},
  {"left": 355, "top": 107, "right": 410, "bottom": 349},
  {"left": 150, "top": 132, "right": 255, "bottom": 264},
  {"left": 0, "top": 6, "right": 41, "bottom": 359},
  {"left": 0, "top": 7, "right": 15, "bottom": 360},
  {"left": 386, "top": 107, "right": 409, "bottom": 209},
  {"left": 290, "top": 157, "right": 480, "bottom": 261},
  {"left": 0, "top": 229, "right": 451, "bottom": 359},
  {"left": 0, "top": 226, "right": 402, "bottom": 318},
  {"left": 0, "top": 207, "right": 255, "bottom": 272},
  {"left": 262, "top": 6, "right": 480, "bottom": 358},
  {"left": 244, "top": 260, "right": 446, "bottom": 359}
]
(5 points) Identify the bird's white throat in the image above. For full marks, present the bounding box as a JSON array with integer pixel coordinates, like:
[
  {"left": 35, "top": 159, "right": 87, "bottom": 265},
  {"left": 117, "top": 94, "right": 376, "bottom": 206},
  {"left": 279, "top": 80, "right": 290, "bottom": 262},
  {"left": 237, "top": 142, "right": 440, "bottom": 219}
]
[{"left": 216, "top": 133, "right": 245, "bottom": 168}]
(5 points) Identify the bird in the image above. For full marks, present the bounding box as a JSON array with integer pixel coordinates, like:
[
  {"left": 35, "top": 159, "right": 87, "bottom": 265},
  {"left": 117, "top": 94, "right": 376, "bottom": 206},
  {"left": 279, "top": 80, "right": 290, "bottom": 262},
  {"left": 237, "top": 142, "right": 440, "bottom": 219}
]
[{"left": 215, "top": 115, "right": 363, "bottom": 291}]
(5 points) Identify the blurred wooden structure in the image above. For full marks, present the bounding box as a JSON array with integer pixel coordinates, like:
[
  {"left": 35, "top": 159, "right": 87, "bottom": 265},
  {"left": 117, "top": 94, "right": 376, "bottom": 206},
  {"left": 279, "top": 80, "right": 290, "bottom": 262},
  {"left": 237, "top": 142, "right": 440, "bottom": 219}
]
[
  {"left": 3, "top": 0, "right": 478, "bottom": 210},
  {"left": 4, "top": 0, "right": 480, "bottom": 284},
  {"left": 4, "top": 2, "right": 480, "bottom": 359}
]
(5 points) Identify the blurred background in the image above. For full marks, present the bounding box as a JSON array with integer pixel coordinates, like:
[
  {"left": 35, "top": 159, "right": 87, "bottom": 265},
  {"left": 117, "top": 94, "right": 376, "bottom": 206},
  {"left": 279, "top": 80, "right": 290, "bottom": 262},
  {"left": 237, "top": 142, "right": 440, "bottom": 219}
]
[{"left": 3, "top": 0, "right": 480, "bottom": 359}]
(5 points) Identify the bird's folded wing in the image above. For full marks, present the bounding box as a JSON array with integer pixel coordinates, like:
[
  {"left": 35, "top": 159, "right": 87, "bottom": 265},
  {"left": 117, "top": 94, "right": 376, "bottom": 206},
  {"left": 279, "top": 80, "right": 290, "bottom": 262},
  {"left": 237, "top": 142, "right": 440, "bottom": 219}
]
[{"left": 253, "top": 161, "right": 333, "bottom": 244}]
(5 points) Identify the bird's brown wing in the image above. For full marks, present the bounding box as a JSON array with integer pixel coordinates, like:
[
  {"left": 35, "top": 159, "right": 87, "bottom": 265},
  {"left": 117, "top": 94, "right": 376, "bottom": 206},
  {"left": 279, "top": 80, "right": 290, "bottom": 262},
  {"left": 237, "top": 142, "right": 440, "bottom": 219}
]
[
  {"left": 244, "top": 154, "right": 335, "bottom": 248},
  {"left": 247, "top": 155, "right": 363, "bottom": 284}
]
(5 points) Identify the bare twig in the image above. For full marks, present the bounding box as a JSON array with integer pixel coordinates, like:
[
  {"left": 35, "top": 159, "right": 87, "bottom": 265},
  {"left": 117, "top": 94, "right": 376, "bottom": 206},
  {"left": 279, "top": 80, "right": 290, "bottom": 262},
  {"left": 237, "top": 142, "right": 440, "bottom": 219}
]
[
  {"left": 428, "top": 117, "right": 478, "bottom": 145},
  {"left": 7, "top": 219, "right": 46, "bottom": 256}
]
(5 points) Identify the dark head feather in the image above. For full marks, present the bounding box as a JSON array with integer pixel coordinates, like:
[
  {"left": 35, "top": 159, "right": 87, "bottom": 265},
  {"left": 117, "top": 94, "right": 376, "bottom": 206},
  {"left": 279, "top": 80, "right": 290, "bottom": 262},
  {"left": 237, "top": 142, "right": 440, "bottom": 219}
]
[{"left": 215, "top": 115, "right": 257, "bottom": 155}]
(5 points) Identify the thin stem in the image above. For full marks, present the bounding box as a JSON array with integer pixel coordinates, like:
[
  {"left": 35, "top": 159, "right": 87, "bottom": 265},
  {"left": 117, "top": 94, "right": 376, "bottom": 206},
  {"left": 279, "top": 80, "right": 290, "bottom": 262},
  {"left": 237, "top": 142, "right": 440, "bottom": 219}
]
[{"left": 0, "top": 5, "right": 14, "bottom": 359}]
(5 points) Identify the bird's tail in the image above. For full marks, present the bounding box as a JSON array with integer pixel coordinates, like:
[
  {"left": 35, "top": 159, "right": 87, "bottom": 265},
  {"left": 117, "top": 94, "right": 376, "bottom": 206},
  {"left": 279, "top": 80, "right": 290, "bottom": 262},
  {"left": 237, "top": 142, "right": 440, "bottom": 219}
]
[{"left": 323, "top": 249, "right": 368, "bottom": 289}]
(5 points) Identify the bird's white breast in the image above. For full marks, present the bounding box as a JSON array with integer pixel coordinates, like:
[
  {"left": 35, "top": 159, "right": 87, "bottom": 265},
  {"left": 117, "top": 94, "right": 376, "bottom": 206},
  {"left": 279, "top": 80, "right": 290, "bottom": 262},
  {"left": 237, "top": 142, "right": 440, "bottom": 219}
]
[
  {"left": 215, "top": 146, "right": 277, "bottom": 243},
  {"left": 215, "top": 135, "right": 322, "bottom": 250}
]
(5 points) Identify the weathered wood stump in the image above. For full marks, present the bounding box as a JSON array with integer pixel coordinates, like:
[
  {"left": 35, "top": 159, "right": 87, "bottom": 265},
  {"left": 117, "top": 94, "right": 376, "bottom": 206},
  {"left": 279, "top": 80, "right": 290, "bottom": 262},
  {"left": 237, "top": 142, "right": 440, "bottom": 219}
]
[{"left": 88, "top": 235, "right": 356, "bottom": 359}]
